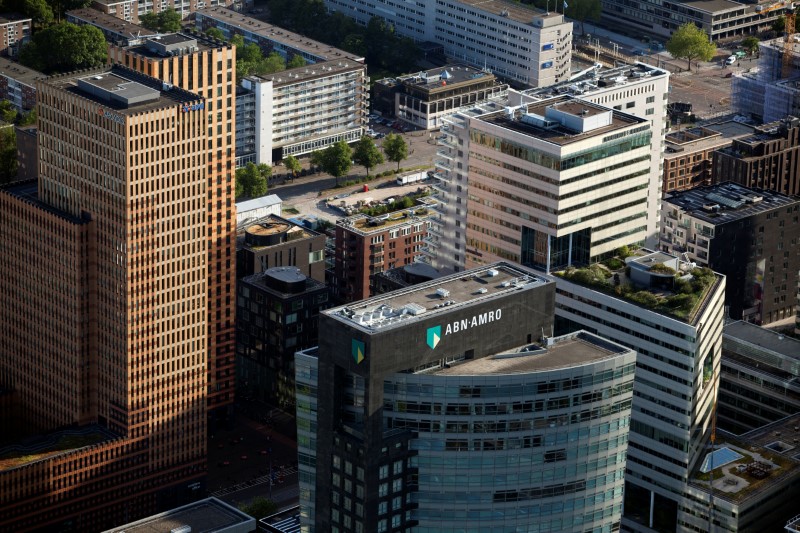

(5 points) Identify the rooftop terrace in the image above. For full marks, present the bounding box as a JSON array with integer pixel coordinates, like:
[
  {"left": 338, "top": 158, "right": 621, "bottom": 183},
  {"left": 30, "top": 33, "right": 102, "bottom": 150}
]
[
  {"left": 434, "top": 330, "right": 630, "bottom": 375},
  {"left": 337, "top": 204, "right": 434, "bottom": 236},
  {"left": 327, "top": 262, "right": 551, "bottom": 332}
]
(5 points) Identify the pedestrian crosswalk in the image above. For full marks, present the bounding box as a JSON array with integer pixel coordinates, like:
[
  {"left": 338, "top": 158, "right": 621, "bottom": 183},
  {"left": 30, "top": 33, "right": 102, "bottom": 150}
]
[{"left": 211, "top": 466, "right": 298, "bottom": 497}]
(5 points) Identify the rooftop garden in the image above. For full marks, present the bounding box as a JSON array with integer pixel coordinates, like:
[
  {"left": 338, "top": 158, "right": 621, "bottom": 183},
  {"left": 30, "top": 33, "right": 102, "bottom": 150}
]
[
  {"left": 0, "top": 430, "right": 111, "bottom": 470},
  {"left": 555, "top": 248, "right": 718, "bottom": 322}
]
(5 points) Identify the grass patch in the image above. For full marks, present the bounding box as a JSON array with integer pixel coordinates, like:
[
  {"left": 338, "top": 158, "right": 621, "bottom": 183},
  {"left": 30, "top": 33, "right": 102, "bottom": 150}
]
[
  {"left": 0, "top": 432, "right": 109, "bottom": 470},
  {"left": 282, "top": 207, "right": 300, "bottom": 215}
]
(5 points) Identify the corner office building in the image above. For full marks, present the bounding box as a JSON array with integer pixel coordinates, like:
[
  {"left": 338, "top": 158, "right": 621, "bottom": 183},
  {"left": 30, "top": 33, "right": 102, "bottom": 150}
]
[
  {"left": 0, "top": 67, "right": 208, "bottom": 529},
  {"left": 295, "top": 262, "right": 637, "bottom": 532}
]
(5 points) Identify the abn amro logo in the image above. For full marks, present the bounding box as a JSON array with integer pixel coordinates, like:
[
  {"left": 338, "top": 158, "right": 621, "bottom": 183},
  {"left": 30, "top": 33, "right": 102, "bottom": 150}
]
[{"left": 426, "top": 325, "right": 441, "bottom": 350}]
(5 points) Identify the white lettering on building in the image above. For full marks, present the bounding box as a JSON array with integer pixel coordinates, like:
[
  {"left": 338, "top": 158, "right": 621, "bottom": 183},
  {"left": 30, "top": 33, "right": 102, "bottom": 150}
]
[{"left": 444, "top": 309, "right": 502, "bottom": 335}]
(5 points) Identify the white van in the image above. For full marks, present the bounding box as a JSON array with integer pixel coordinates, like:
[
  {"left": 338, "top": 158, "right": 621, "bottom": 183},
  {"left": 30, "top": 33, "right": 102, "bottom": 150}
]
[{"left": 725, "top": 55, "right": 737, "bottom": 65}]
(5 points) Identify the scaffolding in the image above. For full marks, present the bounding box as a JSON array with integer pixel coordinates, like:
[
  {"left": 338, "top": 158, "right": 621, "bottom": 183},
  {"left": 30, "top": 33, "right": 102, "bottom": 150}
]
[{"left": 732, "top": 37, "right": 800, "bottom": 121}]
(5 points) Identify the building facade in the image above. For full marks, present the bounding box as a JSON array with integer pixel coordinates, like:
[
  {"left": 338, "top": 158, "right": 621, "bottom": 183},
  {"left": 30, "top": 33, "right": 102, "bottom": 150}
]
[
  {"left": 0, "top": 56, "right": 42, "bottom": 112},
  {"left": 14, "top": 124, "right": 36, "bottom": 182},
  {"left": 718, "top": 320, "right": 800, "bottom": 435},
  {"left": 236, "top": 214, "right": 326, "bottom": 282},
  {"left": 236, "top": 60, "right": 368, "bottom": 166},
  {"left": 662, "top": 121, "right": 754, "bottom": 193},
  {"left": 296, "top": 262, "right": 636, "bottom": 533},
  {"left": 108, "top": 30, "right": 238, "bottom": 417},
  {"left": 66, "top": 8, "right": 151, "bottom": 47},
  {"left": 713, "top": 117, "right": 800, "bottom": 197},
  {"left": 732, "top": 37, "right": 800, "bottom": 123},
  {"left": 88, "top": 0, "right": 235, "bottom": 24},
  {"left": 0, "top": 66, "right": 209, "bottom": 530},
  {"left": 333, "top": 204, "right": 434, "bottom": 303},
  {"left": 600, "top": 0, "right": 789, "bottom": 42},
  {"left": 550, "top": 251, "right": 727, "bottom": 532},
  {"left": 0, "top": 14, "right": 30, "bottom": 56},
  {"left": 323, "top": 0, "right": 571, "bottom": 87},
  {"left": 660, "top": 182, "right": 800, "bottom": 325},
  {"left": 372, "top": 65, "right": 508, "bottom": 130},
  {"left": 236, "top": 267, "right": 328, "bottom": 407}
]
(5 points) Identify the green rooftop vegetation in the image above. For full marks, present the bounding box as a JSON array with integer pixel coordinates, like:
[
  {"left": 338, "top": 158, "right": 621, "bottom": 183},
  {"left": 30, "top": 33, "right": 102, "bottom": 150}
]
[
  {"left": 555, "top": 256, "right": 717, "bottom": 321},
  {"left": 0, "top": 431, "right": 110, "bottom": 470}
]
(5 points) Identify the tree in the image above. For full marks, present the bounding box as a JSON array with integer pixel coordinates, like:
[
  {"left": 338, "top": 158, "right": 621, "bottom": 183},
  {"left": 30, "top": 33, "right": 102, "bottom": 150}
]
[
  {"left": 24, "top": 0, "right": 54, "bottom": 27},
  {"left": 0, "top": 127, "right": 18, "bottom": 185},
  {"left": 352, "top": 135, "right": 384, "bottom": 176},
  {"left": 742, "top": 36, "right": 759, "bottom": 56},
  {"left": 382, "top": 133, "right": 408, "bottom": 171},
  {"left": 239, "top": 497, "right": 277, "bottom": 520},
  {"left": 287, "top": 54, "right": 307, "bottom": 69},
  {"left": 261, "top": 51, "right": 286, "bottom": 74},
  {"left": 318, "top": 141, "right": 352, "bottom": 186},
  {"left": 564, "top": 0, "right": 601, "bottom": 35},
  {"left": 235, "top": 162, "right": 270, "bottom": 198},
  {"left": 665, "top": 23, "right": 716, "bottom": 71},
  {"left": 205, "top": 27, "right": 225, "bottom": 40},
  {"left": 140, "top": 8, "right": 182, "bottom": 33},
  {"left": 0, "top": 100, "right": 17, "bottom": 124},
  {"left": 284, "top": 154, "right": 301, "bottom": 180},
  {"left": 18, "top": 108, "right": 36, "bottom": 126},
  {"left": 773, "top": 15, "right": 786, "bottom": 34},
  {"left": 19, "top": 22, "right": 107, "bottom": 74}
]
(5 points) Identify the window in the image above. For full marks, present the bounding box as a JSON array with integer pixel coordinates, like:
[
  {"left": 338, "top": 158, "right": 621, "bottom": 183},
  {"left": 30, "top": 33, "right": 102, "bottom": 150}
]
[
  {"left": 646, "top": 108, "right": 655, "bottom": 115},
  {"left": 392, "top": 496, "right": 402, "bottom": 511},
  {"left": 379, "top": 501, "right": 388, "bottom": 515},
  {"left": 392, "top": 479, "right": 402, "bottom": 492},
  {"left": 393, "top": 460, "right": 403, "bottom": 475},
  {"left": 379, "top": 465, "right": 389, "bottom": 479},
  {"left": 379, "top": 483, "right": 388, "bottom": 497},
  {"left": 391, "top": 515, "right": 402, "bottom": 527},
  {"left": 377, "top": 520, "right": 388, "bottom": 533},
  {"left": 646, "top": 96, "right": 655, "bottom": 103}
]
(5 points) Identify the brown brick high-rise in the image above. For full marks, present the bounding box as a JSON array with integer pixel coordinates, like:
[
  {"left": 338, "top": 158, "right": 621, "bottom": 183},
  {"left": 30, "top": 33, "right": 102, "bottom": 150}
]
[
  {"left": 110, "top": 33, "right": 238, "bottom": 418},
  {"left": 0, "top": 66, "right": 209, "bottom": 530}
]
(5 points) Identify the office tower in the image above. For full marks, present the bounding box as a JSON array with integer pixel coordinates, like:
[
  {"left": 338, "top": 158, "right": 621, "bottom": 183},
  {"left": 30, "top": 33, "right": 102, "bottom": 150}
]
[
  {"left": 371, "top": 65, "right": 508, "bottom": 130},
  {"left": 434, "top": 95, "right": 652, "bottom": 273},
  {"left": 333, "top": 203, "right": 436, "bottom": 303},
  {"left": 713, "top": 117, "right": 800, "bottom": 197},
  {"left": 236, "top": 214, "right": 327, "bottom": 281},
  {"left": 296, "top": 262, "right": 637, "bottom": 532},
  {"left": 549, "top": 250, "right": 727, "bottom": 532},
  {"left": 718, "top": 320, "right": 800, "bottom": 434},
  {"left": 660, "top": 182, "right": 800, "bottom": 326},
  {"left": 108, "top": 31, "right": 238, "bottom": 418},
  {"left": 322, "top": 0, "right": 572, "bottom": 87},
  {"left": 236, "top": 266, "right": 329, "bottom": 407},
  {"left": 0, "top": 66, "right": 207, "bottom": 530}
]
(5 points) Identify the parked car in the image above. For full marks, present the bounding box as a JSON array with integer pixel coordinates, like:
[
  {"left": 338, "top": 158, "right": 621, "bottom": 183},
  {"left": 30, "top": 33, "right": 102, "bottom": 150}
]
[{"left": 725, "top": 55, "right": 737, "bottom": 65}]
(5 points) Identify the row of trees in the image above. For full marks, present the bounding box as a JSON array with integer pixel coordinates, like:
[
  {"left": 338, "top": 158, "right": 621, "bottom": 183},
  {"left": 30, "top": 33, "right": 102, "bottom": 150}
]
[
  {"left": 311, "top": 133, "right": 408, "bottom": 185},
  {"left": 0, "top": 0, "right": 91, "bottom": 27},
  {"left": 235, "top": 156, "right": 303, "bottom": 199},
  {"left": 227, "top": 34, "right": 306, "bottom": 80}
]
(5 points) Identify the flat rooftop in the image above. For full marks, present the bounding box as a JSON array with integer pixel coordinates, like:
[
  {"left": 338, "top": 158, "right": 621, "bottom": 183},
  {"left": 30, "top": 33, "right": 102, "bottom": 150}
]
[
  {"left": 435, "top": 331, "right": 630, "bottom": 375},
  {"left": 337, "top": 205, "right": 434, "bottom": 236},
  {"left": 327, "top": 262, "right": 551, "bottom": 332},
  {"left": 663, "top": 182, "right": 799, "bottom": 225},
  {"left": 103, "top": 497, "right": 255, "bottom": 533},
  {"left": 47, "top": 66, "right": 199, "bottom": 114},
  {"left": 253, "top": 58, "right": 364, "bottom": 86},
  {"left": 124, "top": 31, "right": 225, "bottom": 57},
  {"left": 196, "top": 6, "right": 361, "bottom": 63},
  {"left": 522, "top": 62, "right": 669, "bottom": 100},
  {"left": 66, "top": 8, "right": 149, "bottom": 39},
  {"left": 723, "top": 320, "right": 800, "bottom": 363},
  {"left": 379, "top": 64, "right": 495, "bottom": 91},
  {"left": 679, "top": 0, "right": 743, "bottom": 14},
  {"left": 0, "top": 56, "right": 44, "bottom": 86},
  {"left": 0, "top": 425, "right": 117, "bottom": 471},
  {"left": 237, "top": 215, "right": 321, "bottom": 250},
  {"left": 459, "top": 0, "right": 561, "bottom": 23},
  {"left": 1, "top": 180, "right": 86, "bottom": 225},
  {"left": 479, "top": 96, "right": 645, "bottom": 146},
  {"left": 0, "top": 13, "right": 30, "bottom": 24}
]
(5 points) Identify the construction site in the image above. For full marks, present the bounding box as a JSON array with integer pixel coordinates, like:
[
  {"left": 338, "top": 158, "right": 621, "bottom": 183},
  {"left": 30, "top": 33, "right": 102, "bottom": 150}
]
[{"left": 732, "top": 10, "right": 800, "bottom": 122}]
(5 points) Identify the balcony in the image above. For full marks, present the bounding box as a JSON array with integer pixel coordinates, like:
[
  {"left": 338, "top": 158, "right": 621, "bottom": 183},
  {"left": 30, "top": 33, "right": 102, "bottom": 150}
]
[
  {"left": 423, "top": 236, "right": 440, "bottom": 248},
  {"left": 431, "top": 171, "right": 451, "bottom": 183},
  {"left": 415, "top": 254, "right": 432, "bottom": 265},
  {"left": 436, "top": 149, "right": 455, "bottom": 160},
  {"left": 431, "top": 181, "right": 450, "bottom": 195},
  {"left": 419, "top": 246, "right": 436, "bottom": 257},
  {"left": 434, "top": 159, "right": 452, "bottom": 171}
]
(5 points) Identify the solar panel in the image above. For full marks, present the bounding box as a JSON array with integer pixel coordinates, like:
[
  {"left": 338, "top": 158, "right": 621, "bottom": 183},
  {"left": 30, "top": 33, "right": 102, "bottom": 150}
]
[{"left": 705, "top": 192, "right": 744, "bottom": 209}]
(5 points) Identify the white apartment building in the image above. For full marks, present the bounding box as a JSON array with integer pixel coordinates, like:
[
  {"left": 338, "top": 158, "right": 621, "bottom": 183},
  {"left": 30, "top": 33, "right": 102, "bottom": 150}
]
[
  {"left": 89, "top": 0, "right": 235, "bottom": 24},
  {"left": 236, "top": 60, "right": 368, "bottom": 165},
  {"left": 323, "top": 0, "right": 572, "bottom": 87},
  {"left": 548, "top": 251, "right": 727, "bottom": 532},
  {"left": 519, "top": 62, "right": 671, "bottom": 249}
]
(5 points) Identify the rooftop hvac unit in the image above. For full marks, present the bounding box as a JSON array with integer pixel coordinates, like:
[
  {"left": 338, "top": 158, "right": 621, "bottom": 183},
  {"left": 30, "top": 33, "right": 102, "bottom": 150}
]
[
  {"left": 486, "top": 268, "right": 499, "bottom": 277},
  {"left": 436, "top": 288, "right": 450, "bottom": 299}
]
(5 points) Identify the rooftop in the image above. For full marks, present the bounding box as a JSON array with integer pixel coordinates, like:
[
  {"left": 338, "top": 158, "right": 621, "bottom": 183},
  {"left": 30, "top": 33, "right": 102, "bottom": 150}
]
[
  {"left": 103, "top": 497, "right": 256, "bottom": 533},
  {"left": 678, "top": 0, "right": 744, "bottom": 14},
  {"left": 1, "top": 180, "right": 87, "bottom": 225},
  {"left": 0, "top": 57, "right": 44, "bottom": 86},
  {"left": 251, "top": 58, "right": 364, "bottom": 86},
  {"left": 0, "top": 425, "right": 118, "bottom": 471},
  {"left": 66, "top": 8, "right": 149, "bottom": 42},
  {"left": 478, "top": 96, "right": 646, "bottom": 147},
  {"left": 241, "top": 266, "right": 327, "bottom": 296},
  {"left": 723, "top": 320, "right": 800, "bottom": 365},
  {"left": 237, "top": 214, "right": 322, "bottom": 251},
  {"left": 434, "top": 331, "right": 630, "bottom": 375},
  {"left": 0, "top": 13, "right": 30, "bottom": 24},
  {"left": 663, "top": 182, "right": 799, "bottom": 225},
  {"left": 327, "top": 262, "right": 551, "bottom": 332},
  {"left": 337, "top": 204, "right": 435, "bottom": 236},
  {"left": 378, "top": 64, "right": 495, "bottom": 91},
  {"left": 521, "top": 62, "right": 669, "bottom": 100},
  {"left": 259, "top": 506, "right": 301, "bottom": 533},
  {"left": 459, "top": 0, "right": 562, "bottom": 23},
  {"left": 237, "top": 194, "right": 282, "bottom": 212},
  {"left": 45, "top": 66, "right": 200, "bottom": 114},
  {"left": 690, "top": 414, "right": 800, "bottom": 504},
  {"left": 553, "top": 248, "right": 722, "bottom": 323},
  {"left": 664, "top": 123, "right": 754, "bottom": 156},
  {"left": 196, "top": 6, "right": 362, "bottom": 63},
  {"left": 123, "top": 30, "right": 231, "bottom": 57}
]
